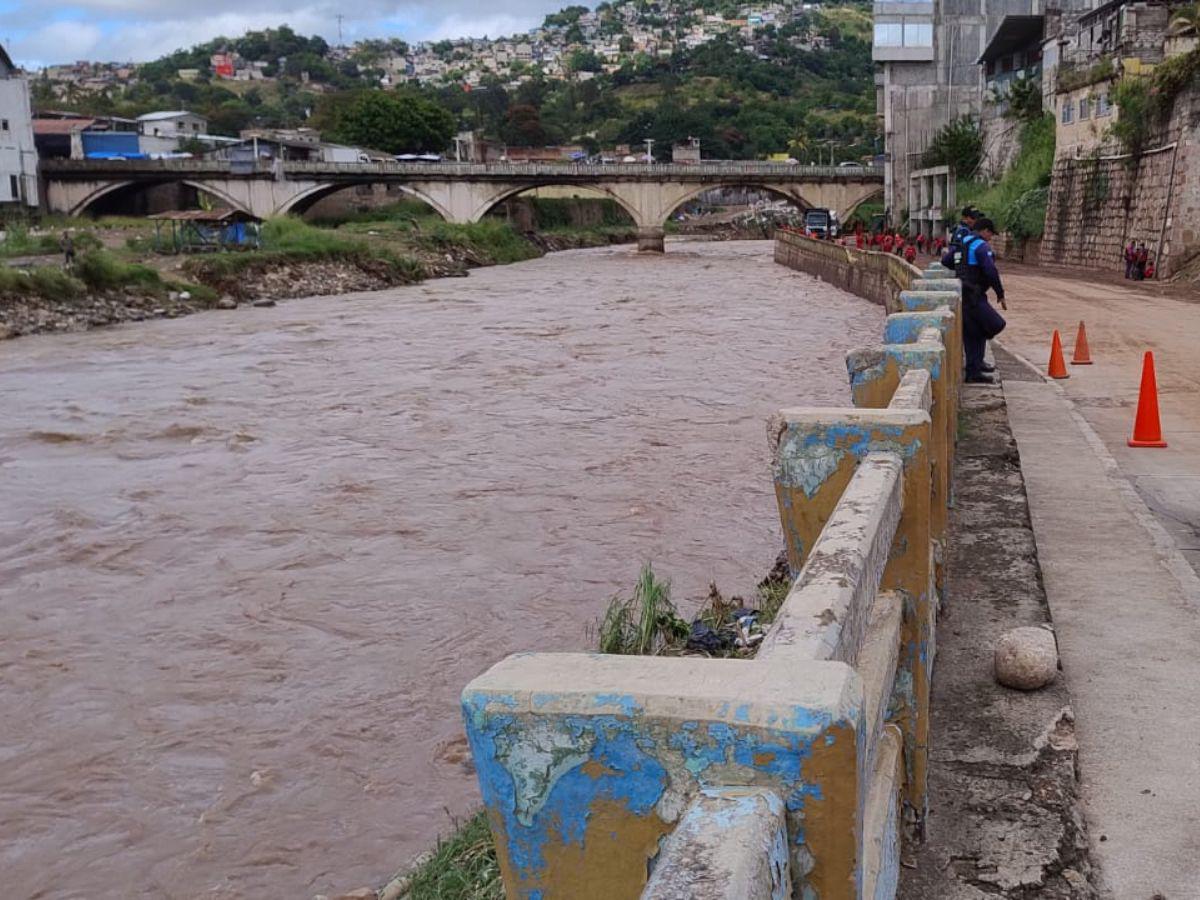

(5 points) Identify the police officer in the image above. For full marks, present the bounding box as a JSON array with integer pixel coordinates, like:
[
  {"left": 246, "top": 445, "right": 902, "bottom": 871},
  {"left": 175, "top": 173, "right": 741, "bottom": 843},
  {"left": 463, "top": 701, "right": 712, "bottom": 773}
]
[
  {"left": 942, "top": 216, "right": 1007, "bottom": 384},
  {"left": 950, "top": 206, "right": 979, "bottom": 247}
]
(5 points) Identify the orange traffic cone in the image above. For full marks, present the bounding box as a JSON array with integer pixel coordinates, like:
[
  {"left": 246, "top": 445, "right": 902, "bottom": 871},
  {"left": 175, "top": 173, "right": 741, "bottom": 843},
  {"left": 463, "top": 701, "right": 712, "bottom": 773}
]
[
  {"left": 1071, "top": 321, "right": 1093, "bottom": 365},
  {"left": 1047, "top": 330, "right": 1069, "bottom": 379},
  {"left": 1129, "top": 351, "right": 1168, "bottom": 448}
]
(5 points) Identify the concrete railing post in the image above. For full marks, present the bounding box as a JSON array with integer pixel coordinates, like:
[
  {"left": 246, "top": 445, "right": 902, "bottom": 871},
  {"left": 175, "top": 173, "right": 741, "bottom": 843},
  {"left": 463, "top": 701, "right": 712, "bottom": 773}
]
[
  {"left": 771, "top": 373, "right": 935, "bottom": 834},
  {"left": 462, "top": 654, "right": 865, "bottom": 899}
]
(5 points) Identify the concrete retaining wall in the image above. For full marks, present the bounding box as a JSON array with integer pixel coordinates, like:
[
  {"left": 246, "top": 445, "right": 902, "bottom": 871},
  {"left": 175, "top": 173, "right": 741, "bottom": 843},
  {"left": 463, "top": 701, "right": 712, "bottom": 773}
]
[
  {"left": 460, "top": 252, "right": 962, "bottom": 898},
  {"left": 773, "top": 229, "right": 923, "bottom": 312}
]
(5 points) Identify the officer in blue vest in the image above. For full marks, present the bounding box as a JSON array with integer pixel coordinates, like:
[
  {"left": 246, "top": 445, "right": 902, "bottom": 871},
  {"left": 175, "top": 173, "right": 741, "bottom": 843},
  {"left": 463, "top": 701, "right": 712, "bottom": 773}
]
[
  {"left": 950, "top": 206, "right": 979, "bottom": 246},
  {"left": 942, "top": 216, "right": 1006, "bottom": 384}
]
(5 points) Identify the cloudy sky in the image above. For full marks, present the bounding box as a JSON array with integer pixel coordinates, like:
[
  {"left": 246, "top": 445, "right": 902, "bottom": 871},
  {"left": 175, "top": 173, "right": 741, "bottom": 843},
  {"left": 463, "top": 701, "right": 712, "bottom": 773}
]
[{"left": 2, "top": 0, "right": 571, "bottom": 68}]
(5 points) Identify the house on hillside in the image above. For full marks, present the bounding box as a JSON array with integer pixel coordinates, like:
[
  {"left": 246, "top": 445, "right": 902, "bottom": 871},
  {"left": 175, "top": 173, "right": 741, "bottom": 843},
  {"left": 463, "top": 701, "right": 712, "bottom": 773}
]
[
  {"left": 0, "top": 46, "right": 38, "bottom": 209},
  {"left": 137, "top": 110, "right": 208, "bottom": 138}
]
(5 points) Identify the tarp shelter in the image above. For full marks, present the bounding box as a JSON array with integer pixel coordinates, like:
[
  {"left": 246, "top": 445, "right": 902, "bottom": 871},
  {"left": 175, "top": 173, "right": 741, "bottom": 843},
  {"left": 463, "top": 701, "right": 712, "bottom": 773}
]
[{"left": 150, "top": 209, "right": 262, "bottom": 253}]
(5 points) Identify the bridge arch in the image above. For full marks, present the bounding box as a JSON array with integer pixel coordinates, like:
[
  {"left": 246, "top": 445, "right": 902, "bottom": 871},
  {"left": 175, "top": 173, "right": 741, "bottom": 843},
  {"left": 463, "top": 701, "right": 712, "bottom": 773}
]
[
  {"left": 69, "top": 179, "right": 248, "bottom": 218},
  {"left": 468, "top": 182, "right": 642, "bottom": 228},
  {"left": 276, "top": 181, "right": 454, "bottom": 221},
  {"left": 838, "top": 184, "right": 885, "bottom": 221},
  {"left": 654, "top": 182, "right": 818, "bottom": 227}
]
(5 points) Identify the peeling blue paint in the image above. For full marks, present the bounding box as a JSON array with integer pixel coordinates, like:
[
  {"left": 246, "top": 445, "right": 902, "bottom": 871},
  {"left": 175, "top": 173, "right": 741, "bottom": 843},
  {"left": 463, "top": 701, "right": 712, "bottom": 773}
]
[{"left": 463, "top": 693, "right": 861, "bottom": 894}]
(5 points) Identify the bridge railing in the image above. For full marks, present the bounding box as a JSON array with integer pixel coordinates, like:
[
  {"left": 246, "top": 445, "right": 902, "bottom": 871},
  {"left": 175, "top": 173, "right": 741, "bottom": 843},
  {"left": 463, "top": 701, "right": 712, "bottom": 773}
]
[
  {"left": 460, "top": 259, "right": 961, "bottom": 899},
  {"left": 40, "top": 158, "right": 883, "bottom": 181}
]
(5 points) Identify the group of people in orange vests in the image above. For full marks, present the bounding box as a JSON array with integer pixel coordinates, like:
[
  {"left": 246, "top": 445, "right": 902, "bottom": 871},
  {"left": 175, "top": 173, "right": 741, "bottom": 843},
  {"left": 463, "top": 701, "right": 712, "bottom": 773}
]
[{"left": 839, "top": 225, "right": 944, "bottom": 265}]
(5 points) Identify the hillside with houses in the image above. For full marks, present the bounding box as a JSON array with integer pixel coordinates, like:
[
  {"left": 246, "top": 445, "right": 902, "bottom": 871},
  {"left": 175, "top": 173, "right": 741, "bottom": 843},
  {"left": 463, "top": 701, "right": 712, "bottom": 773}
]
[{"left": 17, "top": 0, "right": 877, "bottom": 164}]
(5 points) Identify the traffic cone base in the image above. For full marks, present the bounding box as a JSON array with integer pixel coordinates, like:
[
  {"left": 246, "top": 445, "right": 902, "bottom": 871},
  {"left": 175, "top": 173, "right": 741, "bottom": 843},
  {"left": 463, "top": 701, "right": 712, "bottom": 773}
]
[
  {"left": 1128, "top": 350, "right": 1167, "bottom": 448},
  {"left": 1048, "top": 330, "right": 1069, "bottom": 379},
  {"left": 1071, "top": 320, "right": 1093, "bottom": 365}
]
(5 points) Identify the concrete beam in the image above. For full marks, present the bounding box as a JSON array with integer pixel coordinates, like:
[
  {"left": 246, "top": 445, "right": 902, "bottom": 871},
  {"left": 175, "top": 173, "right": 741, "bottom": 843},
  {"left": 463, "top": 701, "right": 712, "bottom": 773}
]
[{"left": 641, "top": 788, "right": 791, "bottom": 900}]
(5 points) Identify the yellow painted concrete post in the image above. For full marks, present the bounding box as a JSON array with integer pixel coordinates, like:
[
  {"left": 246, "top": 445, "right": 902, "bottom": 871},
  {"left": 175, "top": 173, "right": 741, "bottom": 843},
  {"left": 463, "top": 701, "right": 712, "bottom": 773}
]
[{"left": 770, "top": 396, "right": 933, "bottom": 829}]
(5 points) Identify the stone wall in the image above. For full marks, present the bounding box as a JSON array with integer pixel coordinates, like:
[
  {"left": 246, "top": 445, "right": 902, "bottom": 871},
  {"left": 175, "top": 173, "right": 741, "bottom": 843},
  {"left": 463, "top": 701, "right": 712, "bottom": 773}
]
[
  {"left": 773, "top": 229, "right": 922, "bottom": 311},
  {"left": 1042, "top": 80, "right": 1200, "bottom": 278}
]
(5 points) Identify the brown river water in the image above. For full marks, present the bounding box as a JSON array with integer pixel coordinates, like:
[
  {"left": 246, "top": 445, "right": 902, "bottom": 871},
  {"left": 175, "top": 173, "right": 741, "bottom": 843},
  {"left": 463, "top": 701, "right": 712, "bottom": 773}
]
[{"left": 0, "top": 239, "right": 883, "bottom": 898}]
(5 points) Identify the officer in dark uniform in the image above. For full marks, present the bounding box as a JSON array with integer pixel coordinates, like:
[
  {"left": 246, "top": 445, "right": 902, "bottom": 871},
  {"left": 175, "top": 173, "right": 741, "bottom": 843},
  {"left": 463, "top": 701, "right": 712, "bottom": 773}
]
[
  {"left": 942, "top": 216, "right": 1007, "bottom": 384},
  {"left": 950, "top": 206, "right": 979, "bottom": 247}
]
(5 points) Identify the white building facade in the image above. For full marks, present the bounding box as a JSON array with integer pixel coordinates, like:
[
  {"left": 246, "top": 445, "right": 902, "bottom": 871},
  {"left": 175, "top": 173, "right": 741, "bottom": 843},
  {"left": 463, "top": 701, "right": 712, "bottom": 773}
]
[{"left": 0, "top": 46, "right": 38, "bottom": 209}]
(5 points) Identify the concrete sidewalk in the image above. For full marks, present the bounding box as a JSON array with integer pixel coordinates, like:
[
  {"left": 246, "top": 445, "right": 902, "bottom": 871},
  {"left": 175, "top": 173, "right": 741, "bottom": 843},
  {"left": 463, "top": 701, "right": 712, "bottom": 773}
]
[{"left": 1000, "top": 353, "right": 1200, "bottom": 899}]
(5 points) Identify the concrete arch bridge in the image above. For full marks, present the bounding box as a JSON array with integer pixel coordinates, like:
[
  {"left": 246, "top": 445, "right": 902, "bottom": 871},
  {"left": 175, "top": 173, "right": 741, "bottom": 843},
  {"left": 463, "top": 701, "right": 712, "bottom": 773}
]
[{"left": 41, "top": 159, "right": 884, "bottom": 252}]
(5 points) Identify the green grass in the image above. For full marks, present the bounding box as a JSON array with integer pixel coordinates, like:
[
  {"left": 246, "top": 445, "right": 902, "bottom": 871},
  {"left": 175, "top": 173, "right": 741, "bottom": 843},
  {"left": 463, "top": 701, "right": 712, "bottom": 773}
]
[
  {"left": 0, "top": 265, "right": 84, "bottom": 299},
  {"left": 415, "top": 219, "right": 543, "bottom": 265},
  {"left": 597, "top": 563, "right": 689, "bottom": 656},
  {"left": 405, "top": 811, "right": 503, "bottom": 900},
  {"left": 75, "top": 250, "right": 164, "bottom": 292},
  {"left": 957, "top": 113, "right": 1056, "bottom": 240},
  {"left": 182, "top": 217, "right": 424, "bottom": 284}
]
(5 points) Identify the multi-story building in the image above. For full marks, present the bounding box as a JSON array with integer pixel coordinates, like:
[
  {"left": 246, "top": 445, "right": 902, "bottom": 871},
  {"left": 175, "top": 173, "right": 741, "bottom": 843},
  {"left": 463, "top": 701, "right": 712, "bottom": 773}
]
[
  {"left": 873, "top": 0, "right": 1057, "bottom": 222},
  {"left": 1051, "top": 0, "right": 1170, "bottom": 157},
  {"left": 0, "top": 46, "right": 38, "bottom": 209}
]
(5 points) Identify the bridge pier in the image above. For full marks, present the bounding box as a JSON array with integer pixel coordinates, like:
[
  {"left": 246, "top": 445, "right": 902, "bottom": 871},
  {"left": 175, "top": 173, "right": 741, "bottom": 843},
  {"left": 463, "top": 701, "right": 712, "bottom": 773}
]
[{"left": 636, "top": 225, "right": 665, "bottom": 253}]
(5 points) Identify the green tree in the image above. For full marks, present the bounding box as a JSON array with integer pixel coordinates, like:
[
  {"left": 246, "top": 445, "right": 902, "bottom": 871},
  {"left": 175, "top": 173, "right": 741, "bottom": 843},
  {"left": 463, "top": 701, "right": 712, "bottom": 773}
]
[
  {"left": 502, "top": 104, "right": 548, "bottom": 147},
  {"left": 921, "top": 116, "right": 983, "bottom": 177},
  {"left": 329, "top": 91, "right": 456, "bottom": 154}
]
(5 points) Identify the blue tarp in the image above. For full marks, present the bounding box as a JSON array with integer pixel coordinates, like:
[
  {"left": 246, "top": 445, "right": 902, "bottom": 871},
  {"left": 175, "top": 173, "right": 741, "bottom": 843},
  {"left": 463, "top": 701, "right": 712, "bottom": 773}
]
[{"left": 81, "top": 132, "right": 141, "bottom": 157}]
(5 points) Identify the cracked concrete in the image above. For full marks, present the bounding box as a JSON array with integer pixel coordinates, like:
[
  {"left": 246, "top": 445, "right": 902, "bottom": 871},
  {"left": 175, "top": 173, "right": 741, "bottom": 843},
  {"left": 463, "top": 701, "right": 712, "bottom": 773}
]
[{"left": 899, "top": 361, "right": 1097, "bottom": 899}]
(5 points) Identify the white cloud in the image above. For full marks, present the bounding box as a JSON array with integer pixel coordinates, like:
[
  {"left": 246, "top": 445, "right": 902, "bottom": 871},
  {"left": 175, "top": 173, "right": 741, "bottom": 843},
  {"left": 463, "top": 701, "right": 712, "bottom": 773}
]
[
  {"left": 423, "top": 13, "right": 545, "bottom": 41},
  {"left": 7, "top": 0, "right": 568, "bottom": 67},
  {"left": 13, "top": 21, "right": 106, "bottom": 65}
]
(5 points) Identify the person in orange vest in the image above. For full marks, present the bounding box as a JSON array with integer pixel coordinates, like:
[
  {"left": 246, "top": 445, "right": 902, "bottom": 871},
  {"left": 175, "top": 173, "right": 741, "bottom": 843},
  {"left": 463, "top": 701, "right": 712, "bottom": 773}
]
[
  {"left": 855, "top": 230, "right": 865, "bottom": 250},
  {"left": 904, "top": 243, "right": 917, "bottom": 264},
  {"left": 882, "top": 233, "right": 894, "bottom": 254}
]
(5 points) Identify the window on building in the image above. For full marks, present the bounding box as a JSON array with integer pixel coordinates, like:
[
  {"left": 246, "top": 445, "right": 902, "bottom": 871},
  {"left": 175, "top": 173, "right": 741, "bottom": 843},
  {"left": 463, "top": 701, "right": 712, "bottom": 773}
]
[
  {"left": 1080, "top": 97, "right": 1091, "bottom": 119},
  {"left": 904, "top": 22, "right": 933, "bottom": 46},
  {"left": 1062, "top": 99, "right": 1073, "bottom": 124},
  {"left": 9, "top": 175, "right": 17, "bottom": 200},
  {"left": 1097, "top": 93, "right": 1111, "bottom": 116},
  {"left": 1, "top": 119, "right": 7, "bottom": 131},
  {"left": 1001, "top": 55, "right": 1014, "bottom": 73},
  {"left": 874, "top": 23, "right": 903, "bottom": 46}
]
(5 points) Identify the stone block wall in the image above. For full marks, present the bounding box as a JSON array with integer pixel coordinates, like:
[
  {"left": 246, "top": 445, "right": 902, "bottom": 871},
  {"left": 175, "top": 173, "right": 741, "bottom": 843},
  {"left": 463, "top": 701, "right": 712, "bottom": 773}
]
[{"left": 1042, "top": 81, "right": 1200, "bottom": 278}]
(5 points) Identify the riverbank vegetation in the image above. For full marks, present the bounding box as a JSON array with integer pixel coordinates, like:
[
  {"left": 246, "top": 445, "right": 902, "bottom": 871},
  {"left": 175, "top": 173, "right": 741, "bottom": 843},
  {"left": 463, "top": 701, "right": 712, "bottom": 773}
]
[{"left": 956, "top": 113, "right": 1056, "bottom": 241}]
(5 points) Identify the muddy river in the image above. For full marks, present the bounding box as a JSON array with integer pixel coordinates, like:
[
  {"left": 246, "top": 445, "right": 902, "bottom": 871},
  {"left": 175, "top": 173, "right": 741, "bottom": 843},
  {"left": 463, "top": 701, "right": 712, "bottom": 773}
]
[{"left": 0, "top": 239, "right": 883, "bottom": 897}]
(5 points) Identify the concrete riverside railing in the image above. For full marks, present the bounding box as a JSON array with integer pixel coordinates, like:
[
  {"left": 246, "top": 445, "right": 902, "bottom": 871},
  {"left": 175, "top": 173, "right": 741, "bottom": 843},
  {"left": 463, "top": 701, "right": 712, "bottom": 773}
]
[
  {"left": 460, "top": 255, "right": 962, "bottom": 899},
  {"left": 773, "top": 228, "right": 922, "bottom": 313}
]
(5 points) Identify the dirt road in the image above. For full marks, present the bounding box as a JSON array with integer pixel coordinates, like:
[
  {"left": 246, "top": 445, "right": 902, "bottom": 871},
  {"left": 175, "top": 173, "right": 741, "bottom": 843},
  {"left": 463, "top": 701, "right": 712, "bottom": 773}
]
[{"left": 997, "top": 265, "right": 1200, "bottom": 572}]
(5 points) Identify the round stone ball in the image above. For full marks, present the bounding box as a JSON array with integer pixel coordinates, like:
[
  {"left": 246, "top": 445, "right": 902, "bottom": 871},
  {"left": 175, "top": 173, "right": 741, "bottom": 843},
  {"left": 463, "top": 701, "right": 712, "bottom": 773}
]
[{"left": 995, "top": 626, "right": 1059, "bottom": 690}]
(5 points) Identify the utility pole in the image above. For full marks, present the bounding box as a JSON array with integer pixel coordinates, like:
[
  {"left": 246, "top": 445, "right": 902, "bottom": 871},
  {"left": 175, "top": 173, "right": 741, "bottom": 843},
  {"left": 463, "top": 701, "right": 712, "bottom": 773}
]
[
  {"left": 336, "top": 14, "right": 345, "bottom": 47},
  {"left": 644, "top": 137, "right": 655, "bottom": 164}
]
